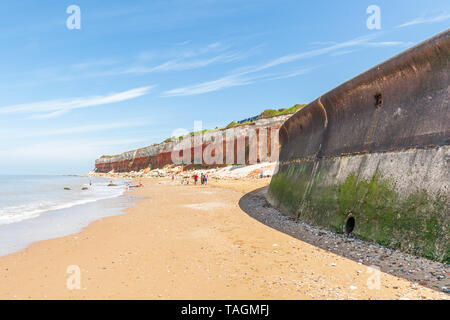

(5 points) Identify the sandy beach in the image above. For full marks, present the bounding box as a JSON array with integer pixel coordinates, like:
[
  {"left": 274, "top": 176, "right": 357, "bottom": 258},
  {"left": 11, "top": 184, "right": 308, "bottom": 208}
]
[{"left": 0, "top": 177, "right": 447, "bottom": 300}]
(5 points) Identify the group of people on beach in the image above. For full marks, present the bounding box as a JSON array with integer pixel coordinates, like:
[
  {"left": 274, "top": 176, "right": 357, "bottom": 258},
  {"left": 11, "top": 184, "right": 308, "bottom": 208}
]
[
  {"left": 176, "top": 173, "right": 208, "bottom": 186},
  {"left": 199, "top": 173, "right": 208, "bottom": 185},
  {"left": 193, "top": 174, "right": 208, "bottom": 185},
  {"left": 124, "top": 181, "right": 143, "bottom": 191}
]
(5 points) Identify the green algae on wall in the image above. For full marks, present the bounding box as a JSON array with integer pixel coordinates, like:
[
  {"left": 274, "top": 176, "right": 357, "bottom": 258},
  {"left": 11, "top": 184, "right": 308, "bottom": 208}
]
[
  {"left": 269, "top": 166, "right": 449, "bottom": 263},
  {"left": 270, "top": 31, "right": 449, "bottom": 263}
]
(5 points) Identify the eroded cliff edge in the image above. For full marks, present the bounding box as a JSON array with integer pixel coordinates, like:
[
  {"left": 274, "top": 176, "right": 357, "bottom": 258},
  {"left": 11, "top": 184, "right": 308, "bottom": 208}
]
[{"left": 95, "top": 111, "right": 297, "bottom": 173}]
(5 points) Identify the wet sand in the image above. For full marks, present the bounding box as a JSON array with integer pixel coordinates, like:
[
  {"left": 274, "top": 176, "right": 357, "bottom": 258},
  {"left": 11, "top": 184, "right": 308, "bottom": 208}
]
[{"left": 0, "top": 178, "right": 447, "bottom": 299}]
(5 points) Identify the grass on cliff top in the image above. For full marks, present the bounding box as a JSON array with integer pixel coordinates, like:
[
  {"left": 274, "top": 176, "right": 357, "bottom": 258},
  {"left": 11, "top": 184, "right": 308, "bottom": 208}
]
[
  {"left": 224, "top": 121, "right": 255, "bottom": 129},
  {"left": 257, "top": 104, "right": 306, "bottom": 120},
  {"left": 100, "top": 103, "right": 306, "bottom": 158},
  {"left": 162, "top": 104, "right": 306, "bottom": 145},
  {"left": 223, "top": 104, "right": 306, "bottom": 130}
]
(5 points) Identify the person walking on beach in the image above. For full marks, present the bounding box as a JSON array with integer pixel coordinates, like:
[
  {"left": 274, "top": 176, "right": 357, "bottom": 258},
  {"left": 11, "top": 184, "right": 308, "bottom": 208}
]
[
  {"left": 204, "top": 174, "right": 208, "bottom": 185},
  {"left": 194, "top": 174, "right": 199, "bottom": 185}
]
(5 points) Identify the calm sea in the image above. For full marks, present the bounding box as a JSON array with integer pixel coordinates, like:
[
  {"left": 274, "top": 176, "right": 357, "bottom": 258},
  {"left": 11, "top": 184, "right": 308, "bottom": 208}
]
[{"left": 0, "top": 175, "right": 137, "bottom": 256}]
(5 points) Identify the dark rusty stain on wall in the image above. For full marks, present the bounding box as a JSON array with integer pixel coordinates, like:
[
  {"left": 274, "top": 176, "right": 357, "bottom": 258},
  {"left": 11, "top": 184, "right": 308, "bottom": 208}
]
[{"left": 278, "top": 29, "right": 449, "bottom": 164}]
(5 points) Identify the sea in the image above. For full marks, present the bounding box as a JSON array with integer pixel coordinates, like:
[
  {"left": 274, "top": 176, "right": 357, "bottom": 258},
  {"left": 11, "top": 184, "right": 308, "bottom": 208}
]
[{"left": 0, "top": 175, "right": 138, "bottom": 257}]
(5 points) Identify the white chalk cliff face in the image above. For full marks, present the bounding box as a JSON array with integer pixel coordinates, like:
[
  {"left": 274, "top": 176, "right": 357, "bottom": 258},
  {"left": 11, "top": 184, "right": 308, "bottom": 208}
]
[{"left": 95, "top": 114, "right": 292, "bottom": 173}]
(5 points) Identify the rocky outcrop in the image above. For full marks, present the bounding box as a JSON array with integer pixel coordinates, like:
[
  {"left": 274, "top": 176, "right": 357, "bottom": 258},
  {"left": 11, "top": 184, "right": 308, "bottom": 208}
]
[
  {"left": 95, "top": 115, "right": 291, "bottom": 173},
  {"left": 268, "top": 30, "right": 449, "bottom": 262}
]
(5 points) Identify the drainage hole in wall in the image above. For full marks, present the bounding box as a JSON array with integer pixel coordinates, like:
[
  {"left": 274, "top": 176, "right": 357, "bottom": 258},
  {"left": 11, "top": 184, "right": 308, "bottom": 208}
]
[{"left": 345, "top": 217, "right": 355, "bottom": 234}]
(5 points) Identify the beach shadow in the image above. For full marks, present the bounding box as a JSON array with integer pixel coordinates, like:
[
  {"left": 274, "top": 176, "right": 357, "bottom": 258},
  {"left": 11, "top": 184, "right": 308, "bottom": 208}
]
[{"left": 238, "top": 186, "right": 449, "bottom": 293}]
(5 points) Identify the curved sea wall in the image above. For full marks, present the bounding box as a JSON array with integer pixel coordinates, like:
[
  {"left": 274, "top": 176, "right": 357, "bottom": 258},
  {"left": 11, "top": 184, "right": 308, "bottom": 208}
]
[
  {"left": 95, "top": 115, "right": 290, "bottom": 173},
  {"left": 268, "top": 30, "right": 449, "bottom": 262}
]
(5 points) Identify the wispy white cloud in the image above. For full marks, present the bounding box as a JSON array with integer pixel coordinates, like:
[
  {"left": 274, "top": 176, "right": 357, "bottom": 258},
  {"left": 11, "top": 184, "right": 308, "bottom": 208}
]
[
  {"left": 161, "top": 66, "right": 315, "bottom": 97},
  {"left": 161, "top": 74, "right": 251, "bottom": 97},
  {"left": 309, "top": 41, "right": 339, "bottom": 46},
  {"left": 396, "top": 13, "right": 450, "bottom": 28},
  {"left": 262, "top": 67, "right": 317, "bottom": 82},
  {"left": 330, "top": 49, "right": 358, "bottom": 57},
  {"left": 15, "top": 42, "right": 258, "bottom": 85},
  {"left": 136, "top": 41, "right": 229, "bottom": 62},
  {"left": 0, "top": 138, "right": 148, "bottom": 162},
  {"left": 71, "top": 59, "right": 119, "bottom": 71},
  {"left": 124, "top": 51, "right": 248, "bottom": 74},
  {"left": 176, "top": 40, "right": 191, "bottom": 46},
  {"left": 125, "top": 42, "right": 261, "bottom": 75},
  {"left": 0, "top": 86, "right": 154, "bottom": 119},
  {"left": 2, "top": 121, "right": 150, "bottom": 139},
  {"left": 162, "top": 34, "right": 410, "bottom": 97},
  {"left": 360, "top": 41, "right": 414, "bottom": 47},
  {"left": 251, "top": 35, "right": 410, "bottom": 72}
]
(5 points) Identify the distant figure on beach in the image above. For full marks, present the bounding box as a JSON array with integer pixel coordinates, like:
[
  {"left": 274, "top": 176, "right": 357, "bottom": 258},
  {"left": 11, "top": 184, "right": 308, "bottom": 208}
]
[
  {"left": 204, "top": 175, "right": 208, "bottom": 185},
  {"left": 172, "top": 175, "right": 175, "bottom": 181},
  {"left": 107, "top": 180, "right": 117, "bottom": 187},
  {"left": 194, "top": 174, "right": 198, "bottom": 185},
  {"left": 260, "top": 169, "right": 264, "bottom": 179},
  {"left": 200, "top": 173, "right": 204, "bottom": 185}
]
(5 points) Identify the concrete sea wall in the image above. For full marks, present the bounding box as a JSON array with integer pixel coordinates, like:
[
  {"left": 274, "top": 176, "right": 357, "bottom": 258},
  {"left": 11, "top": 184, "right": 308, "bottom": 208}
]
[{"left": 268, "top": 30, "right": 449, "bottom": 262}]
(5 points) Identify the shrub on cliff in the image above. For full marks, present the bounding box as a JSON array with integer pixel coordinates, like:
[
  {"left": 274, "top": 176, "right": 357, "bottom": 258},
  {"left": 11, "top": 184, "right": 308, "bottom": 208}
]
[
  {"left": 225, "top": 121, "right": 239, "bottom": 129},
  {"left": 258, "top": 104, "right": 306, "bottom": 120}
]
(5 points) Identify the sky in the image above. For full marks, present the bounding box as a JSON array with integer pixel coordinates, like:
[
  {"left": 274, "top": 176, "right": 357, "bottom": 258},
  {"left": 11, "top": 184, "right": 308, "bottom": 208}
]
[{"left": 0, "top": 0, "right": 448, "bottom": 174}]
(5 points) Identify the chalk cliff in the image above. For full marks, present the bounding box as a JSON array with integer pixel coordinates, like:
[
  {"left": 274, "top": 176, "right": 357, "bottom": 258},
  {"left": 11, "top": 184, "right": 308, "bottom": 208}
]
[{"left": 95, "top": 114, "right": 292, "bottom": 173}]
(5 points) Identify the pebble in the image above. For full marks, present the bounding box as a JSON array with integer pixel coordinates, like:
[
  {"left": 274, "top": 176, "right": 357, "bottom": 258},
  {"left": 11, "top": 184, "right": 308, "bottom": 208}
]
[{"left": 245, "top": 192, "right": 450, "bottom": 293}]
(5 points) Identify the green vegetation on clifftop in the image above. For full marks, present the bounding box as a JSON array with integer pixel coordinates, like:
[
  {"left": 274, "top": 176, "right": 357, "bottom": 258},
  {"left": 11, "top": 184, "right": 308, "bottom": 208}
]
[
  {"left": 100, "top": 104, "right": 304, "bottom": 159},
  {"left": 258, "top": 104, "right": 306, "bottom": 119}
]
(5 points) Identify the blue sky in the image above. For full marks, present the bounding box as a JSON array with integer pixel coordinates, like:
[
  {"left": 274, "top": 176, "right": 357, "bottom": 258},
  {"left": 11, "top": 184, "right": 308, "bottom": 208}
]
[{"left": 0, "top": 0, "right": 448, "bottom": 174}]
